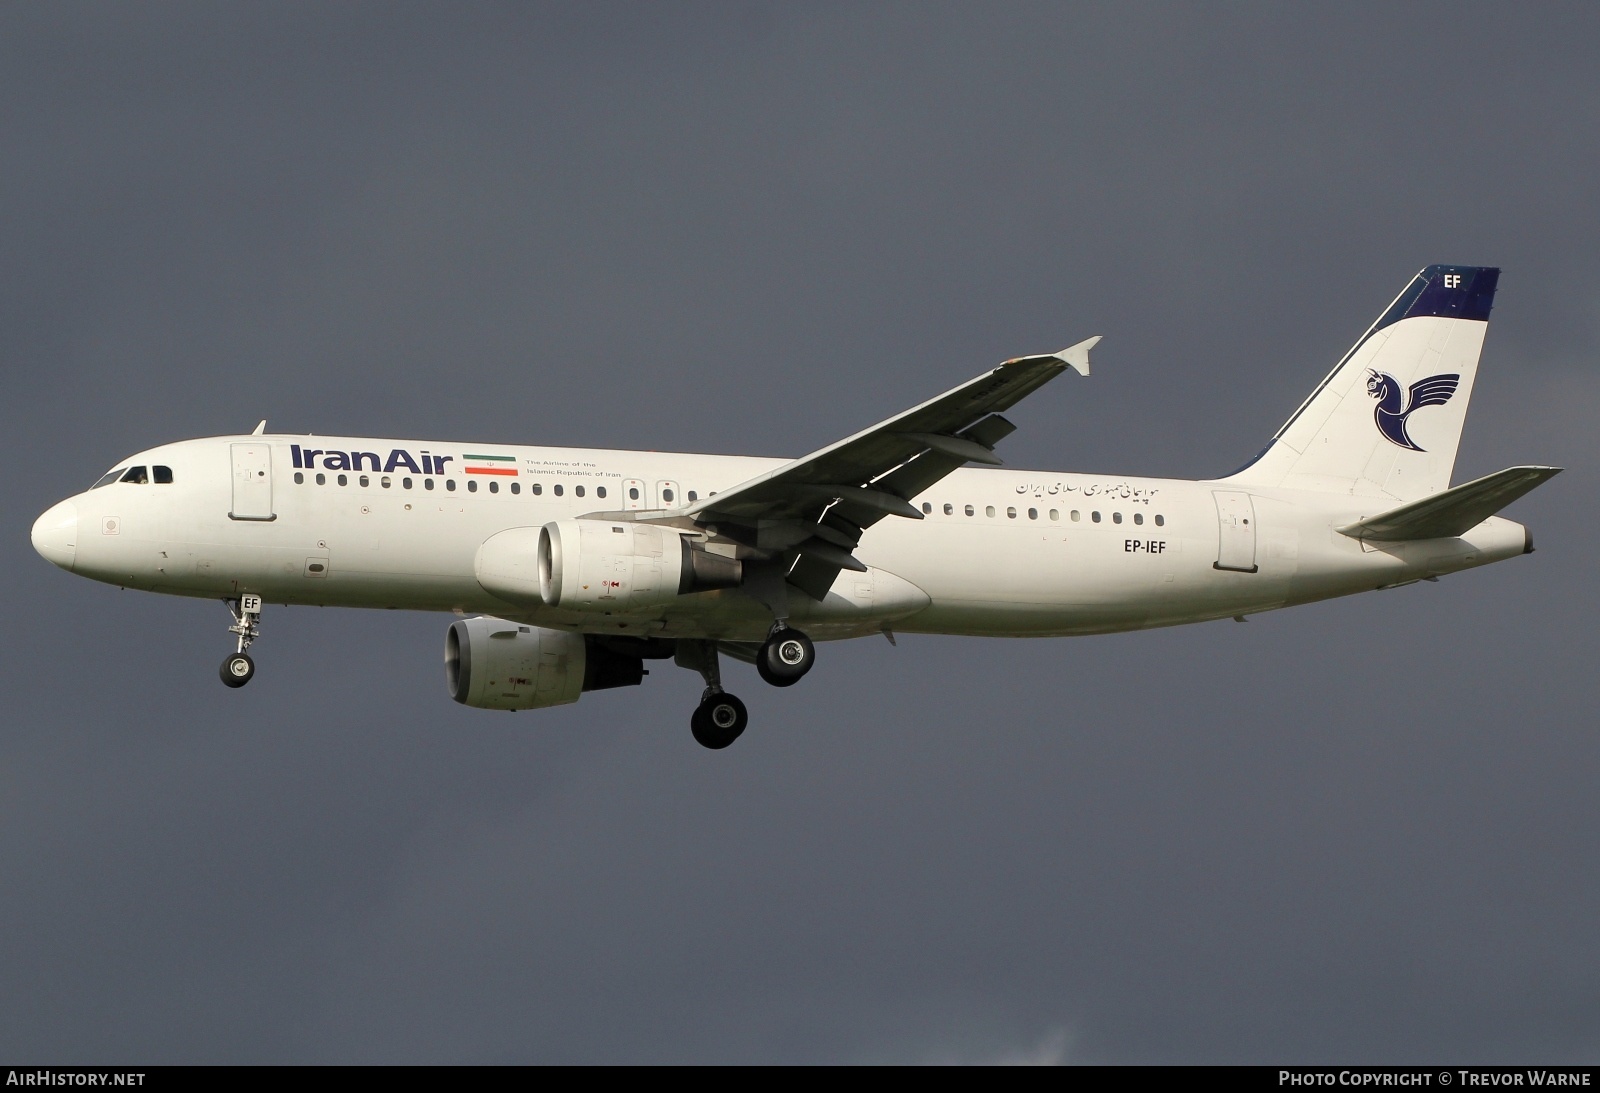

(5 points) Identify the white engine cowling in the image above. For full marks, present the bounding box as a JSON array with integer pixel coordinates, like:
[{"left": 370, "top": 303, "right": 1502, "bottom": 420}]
[
  {"left": 445, "top": 616, "right": 645, "bottom": 711},
  {"left": 539, "top": 520, "right": 684, "bottom": 609},
  {"left": 475, "top": 520, "right": 741, "bottom": 611}
]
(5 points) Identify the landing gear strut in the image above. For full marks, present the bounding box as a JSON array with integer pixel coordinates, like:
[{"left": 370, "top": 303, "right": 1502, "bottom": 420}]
[
  {"left": 220, "top": 594, "right": 262, "bottom": 688},
  {"left": 756, "top": 624, "right": 814, "bottom": 688},
  {"left": 677, "top": 640, "right": 748, "bottom": 749}
]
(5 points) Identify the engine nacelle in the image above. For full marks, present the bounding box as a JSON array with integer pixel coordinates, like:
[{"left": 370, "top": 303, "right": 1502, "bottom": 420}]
[
  {"left": 445, "top": 616, "right": 645, "bottom": 711},
  {"left": 477, "top": 519, "right": 741, "bottom": 612}
]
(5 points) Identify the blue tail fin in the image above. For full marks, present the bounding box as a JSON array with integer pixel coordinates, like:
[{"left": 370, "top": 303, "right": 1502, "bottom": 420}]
[{"left": 1224, "top": 265, "right": 1499, "bottom": 502}]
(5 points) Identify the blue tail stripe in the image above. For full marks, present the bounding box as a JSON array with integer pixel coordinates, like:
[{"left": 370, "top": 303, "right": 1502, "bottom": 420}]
[{"left": 1373, "top": 265, "right": 1499, "bottom": 331}]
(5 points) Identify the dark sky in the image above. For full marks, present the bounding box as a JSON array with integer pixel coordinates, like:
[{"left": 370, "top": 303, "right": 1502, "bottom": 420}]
[{"left": 4, "top": 4, "right": 1597, "bottom": 1063}]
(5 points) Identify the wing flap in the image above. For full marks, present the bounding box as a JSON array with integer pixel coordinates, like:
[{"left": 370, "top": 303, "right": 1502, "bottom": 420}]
[{"left": 1336, "top": 465, "right": 1560, "bottom": 541}]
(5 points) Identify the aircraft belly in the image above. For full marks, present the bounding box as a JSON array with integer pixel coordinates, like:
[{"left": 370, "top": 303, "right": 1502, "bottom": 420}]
[{"left": 862, "top": 520, "right": 1206, "bottom": 635}]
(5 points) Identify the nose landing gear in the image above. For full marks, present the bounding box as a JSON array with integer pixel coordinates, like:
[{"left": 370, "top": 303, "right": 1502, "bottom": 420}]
[
  {"left": 220, "top": 595, "right": 262, "bottom": 689},
  {"left": 756, "top": 625, "right": 815, "bottom": 687}
]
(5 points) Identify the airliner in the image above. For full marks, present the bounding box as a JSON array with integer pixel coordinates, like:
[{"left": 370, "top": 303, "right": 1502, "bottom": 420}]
[{"left": 31, "top": 265, "right": 1558, "bottom": 748}]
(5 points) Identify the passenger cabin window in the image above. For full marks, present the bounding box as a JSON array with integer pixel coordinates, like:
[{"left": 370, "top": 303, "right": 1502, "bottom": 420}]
[
  {"left": 687, "top": 490, "right": 696, "bottom": 502},
  {"left": 404, "top": 478, "right": 414, "bottom": 489},
  {"left": 359, "top": 475, "right": 370, "bottom": 487},
  {"left": 922, "top": 502, "right": 932, "bottom": 514},
  {"left": 985, "top": 505, "right": 996, "bottom": 518},
  {"left": 554, "top": 484, "right": 564, "bottom": 497},
  {"left": 943, "top": 503, "right": 953, "bottom": 515},
  {"left": 1071, "top": 510, "right": 1081, "bottom": 521},
  {"left": 597, "top": 486, "right": 607, "bottom": 499},
  {"left": 1006, "top": 507, "right": 1017, "bottom": 519},
  {"left": 446, "top": 480, "right": 455, "bottom": 491},
  {"left": 381, "top": 476, "right": 392, "bottom": 489},
  {"left": 575, "top": 485, "right": 585, "bottom": 498},
  {"left": 338, "top": 474, "right": 349, "bottom": 486},
  {"left": 532, "top": 483, "right": 542, "bottom": 495},
  {"left": 1091, "top": 511, "right": 1101, "bottom": 523},
  {"left": 1049, "top": 509, "right": 1059, "bottom": 521},
  {"left": 1133, "top": 512, "right": 1143, "bottom": 525},
  {"left": 1028, "top": 508, "right": 1038, "bottom": 520},
  {"left": 489, "top": 481, "right": 499, "bottom": 494},
  {"left": 1113, "top": 512, "right": 1122, "bottom": 524},
  {"left": 294, "top": 472, "right": 304, "bottom": 484},
  {"left": 316, "top": 473, "right": 327, "bottom": 485},
  {"left": 120, "top": 466, "right": 149, "bottom": 484},
  {"left": 468, "top": 480, "right": 478, "bottom": 493},
  {"left": 1155, "top": 514, "right": 1165, "bottom": 527},
  {"left": 424, "top": 478, "right": 434, "bottom": 490},
  {"left": 153, "top": 466, "right": 173, "bottom": 484},
  {"left": 964, "top": 504, "right": 975, "bottom": 517},
  {"left": 510, "top": 482, "right": 519, "bottom": 495}
]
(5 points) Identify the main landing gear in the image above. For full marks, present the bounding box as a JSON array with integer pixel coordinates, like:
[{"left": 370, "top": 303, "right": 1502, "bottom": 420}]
[
  {"left": 692, "top": 692, "right": 749, "bottom": 751},
  {"left": 755, "top": 624, "right": 815, "bottom": 688},
  {"left": 676, "top": 625, "right": 817, "bottom": 749},
  {"left": 220, "top": 594, "right": 262, "bottom": 688},
  {"left": 677, "top": 639, "right": 749, "bottom": 750}
]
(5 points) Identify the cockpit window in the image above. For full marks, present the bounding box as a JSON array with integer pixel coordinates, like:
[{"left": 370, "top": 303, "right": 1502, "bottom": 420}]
[
  {"left": 153, "top": 466, "right": 173, "bottom": 484},
  {"left": 91, "top": 468, "right": 126, "bottom": 489},
  {"left": 120, "top": 466, "right": 149, "bottom": 484}
]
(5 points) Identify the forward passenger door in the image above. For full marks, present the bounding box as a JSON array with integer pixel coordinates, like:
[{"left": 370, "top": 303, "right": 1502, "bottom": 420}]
[{"left": 229, "top": 444, "right": 274, "bottom": 521}]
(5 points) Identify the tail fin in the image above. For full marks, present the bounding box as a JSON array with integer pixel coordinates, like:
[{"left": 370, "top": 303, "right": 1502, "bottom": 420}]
[{"left": 1224, "top": 265, "right": 1499, "bottom": 501}]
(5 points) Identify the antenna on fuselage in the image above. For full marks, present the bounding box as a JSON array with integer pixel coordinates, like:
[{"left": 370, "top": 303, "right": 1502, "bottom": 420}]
[{"left": 251, "top": 420, "right": 266, "bottom": 435}]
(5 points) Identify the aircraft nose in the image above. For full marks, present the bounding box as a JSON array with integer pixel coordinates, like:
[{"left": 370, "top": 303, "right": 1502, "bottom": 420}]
[{"left": 31, "top": 499, "right": 78, "bottom": 572}]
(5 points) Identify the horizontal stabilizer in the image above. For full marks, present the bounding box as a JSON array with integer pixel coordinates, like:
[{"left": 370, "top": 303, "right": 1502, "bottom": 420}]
[{"left": 1336, "top": 466, "right": 1561, "bottom": 541}]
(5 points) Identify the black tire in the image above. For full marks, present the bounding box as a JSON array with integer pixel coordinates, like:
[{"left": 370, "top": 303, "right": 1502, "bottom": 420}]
[
  {"left": 220, "top": 653, "right": 255, "bottom": 688},
  {"left": 690, "top": 692, "right": 748, "bottom": 749},
  {"left": 756, "top": 629, "right": 814, "bottom": 688}
]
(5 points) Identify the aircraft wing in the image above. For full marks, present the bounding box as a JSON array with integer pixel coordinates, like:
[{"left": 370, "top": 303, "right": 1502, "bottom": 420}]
[{"left": 672, "top": 336, "right": 1099, "bottom": 599}]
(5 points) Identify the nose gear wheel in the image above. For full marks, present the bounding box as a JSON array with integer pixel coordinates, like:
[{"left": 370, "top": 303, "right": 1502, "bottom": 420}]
[{"left": 220, "top": 653, "right": 255, "bottom": 687}]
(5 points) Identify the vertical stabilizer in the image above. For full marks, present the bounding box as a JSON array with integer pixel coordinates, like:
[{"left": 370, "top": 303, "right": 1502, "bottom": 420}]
[{"left": 1224, "top": 265, "right": 1498, "bottom": 501}]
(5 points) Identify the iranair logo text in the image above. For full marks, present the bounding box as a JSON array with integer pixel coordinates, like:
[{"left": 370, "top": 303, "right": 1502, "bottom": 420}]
[
  {"left": 289, "top": 445, "right": 514, "bottom": 475},
  {"left": 1365, "top": 370, "right": 1460, "bottom": 452}
]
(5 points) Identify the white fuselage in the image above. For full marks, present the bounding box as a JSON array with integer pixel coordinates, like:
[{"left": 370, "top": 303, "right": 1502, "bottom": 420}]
[{"left": 33, "top": 434, "right": 1531, "bottom": 643}]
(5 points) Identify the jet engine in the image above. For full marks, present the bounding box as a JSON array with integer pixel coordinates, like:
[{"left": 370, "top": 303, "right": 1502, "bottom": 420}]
[
  {"left": 445, "top": 616, "right": 646, "bottom": 711},
  {"left": 475, "top": 520, "right": 741, "bottom": 611}
]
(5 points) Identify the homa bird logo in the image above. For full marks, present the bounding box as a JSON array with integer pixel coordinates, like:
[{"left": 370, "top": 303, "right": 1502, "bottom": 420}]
[{"left": 1365, "top": 370, "right": 1460, "bottom": 452}]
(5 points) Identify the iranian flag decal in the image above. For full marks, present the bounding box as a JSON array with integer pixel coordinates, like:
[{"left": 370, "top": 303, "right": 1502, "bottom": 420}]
[{"left": 463, "top": 453, "right": 518, "bottom": 476}]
